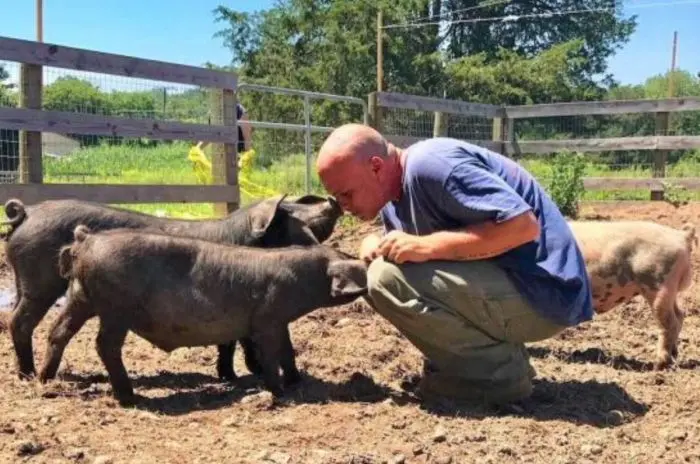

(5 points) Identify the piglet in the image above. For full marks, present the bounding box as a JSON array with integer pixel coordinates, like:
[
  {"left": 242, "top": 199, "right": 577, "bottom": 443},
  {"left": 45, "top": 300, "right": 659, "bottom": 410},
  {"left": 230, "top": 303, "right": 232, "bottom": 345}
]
[{"left": 39, "top": 225, "right": 368, "bottom": 406}]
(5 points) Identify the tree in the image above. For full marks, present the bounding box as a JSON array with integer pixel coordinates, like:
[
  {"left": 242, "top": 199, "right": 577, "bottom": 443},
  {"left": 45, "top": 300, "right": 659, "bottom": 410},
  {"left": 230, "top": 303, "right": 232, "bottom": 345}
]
[
  {"left": 211, "top": 0, "right": 637, "bottom": 105},
  {"left": 0, "top": 64, "right": 17, "bottom": 107},
  {"left": 440, "top": 0, "right": 636, "bottom": 85},
  {"left": 44, "top": 76, "right": 114, "bottom": 114}
]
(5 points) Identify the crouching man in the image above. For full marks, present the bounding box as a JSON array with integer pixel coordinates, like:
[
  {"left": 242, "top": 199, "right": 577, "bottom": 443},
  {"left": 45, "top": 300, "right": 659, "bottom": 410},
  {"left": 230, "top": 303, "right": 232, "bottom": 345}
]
[{"left": 315, "top": 124, "right": 594, "bottom": 405}]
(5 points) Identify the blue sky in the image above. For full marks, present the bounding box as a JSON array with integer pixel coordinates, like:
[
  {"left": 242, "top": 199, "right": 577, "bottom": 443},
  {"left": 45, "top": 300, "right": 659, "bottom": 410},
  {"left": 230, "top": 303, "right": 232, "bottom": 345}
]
[{"left": 1, "top": 0, "right": 698, "bottom": 89}]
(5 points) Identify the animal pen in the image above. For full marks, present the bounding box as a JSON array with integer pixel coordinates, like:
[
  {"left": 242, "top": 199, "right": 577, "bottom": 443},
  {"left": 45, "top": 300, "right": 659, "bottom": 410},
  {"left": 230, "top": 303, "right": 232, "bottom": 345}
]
[{"left": 1, "top": 34, "right": 700, "bottom": 212}]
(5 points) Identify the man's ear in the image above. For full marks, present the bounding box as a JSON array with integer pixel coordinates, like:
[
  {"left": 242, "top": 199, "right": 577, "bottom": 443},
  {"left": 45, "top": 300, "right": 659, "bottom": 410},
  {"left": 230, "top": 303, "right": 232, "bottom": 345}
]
[{"left": 369, "top": 155, "right": 384, "bottom": 175}]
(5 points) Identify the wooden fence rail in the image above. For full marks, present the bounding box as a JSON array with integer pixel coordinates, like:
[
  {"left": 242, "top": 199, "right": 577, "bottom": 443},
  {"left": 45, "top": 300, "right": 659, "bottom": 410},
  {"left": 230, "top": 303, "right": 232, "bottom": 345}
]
[
  {"left": 371, "top": 91, "right": 700, "bottom": 199},
  {"left": 0, "top": 35, "right": 239, "bottom": 214}
]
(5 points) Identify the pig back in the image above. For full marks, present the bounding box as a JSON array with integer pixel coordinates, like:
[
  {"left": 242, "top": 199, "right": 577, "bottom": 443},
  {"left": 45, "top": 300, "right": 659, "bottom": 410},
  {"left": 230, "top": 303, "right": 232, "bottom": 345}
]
[{"left": 73, "top": 232, "right": 257, "bottom": 351}]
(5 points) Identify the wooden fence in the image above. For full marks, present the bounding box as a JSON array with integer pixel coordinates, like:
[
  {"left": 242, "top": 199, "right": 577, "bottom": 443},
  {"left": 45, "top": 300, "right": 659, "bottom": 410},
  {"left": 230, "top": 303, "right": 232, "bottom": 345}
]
[
  {"left": 0, "top": 35, "right": 239, "bottom": 215},
  {"left": 369, "top": 91, "right": 700, "bottom": 199}
]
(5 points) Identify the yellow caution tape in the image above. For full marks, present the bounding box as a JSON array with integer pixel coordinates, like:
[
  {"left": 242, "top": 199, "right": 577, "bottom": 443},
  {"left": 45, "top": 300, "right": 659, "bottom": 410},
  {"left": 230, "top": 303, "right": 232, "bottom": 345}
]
[{"left": 187, "top": 143, "right": 279, "bottom": 198}]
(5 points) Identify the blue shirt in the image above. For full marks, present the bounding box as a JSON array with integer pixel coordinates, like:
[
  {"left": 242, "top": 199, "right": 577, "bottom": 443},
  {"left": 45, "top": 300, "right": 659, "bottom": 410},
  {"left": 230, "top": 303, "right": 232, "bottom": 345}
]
[{"left": 379, "top": 137, "right": 593, "bottom": 327}]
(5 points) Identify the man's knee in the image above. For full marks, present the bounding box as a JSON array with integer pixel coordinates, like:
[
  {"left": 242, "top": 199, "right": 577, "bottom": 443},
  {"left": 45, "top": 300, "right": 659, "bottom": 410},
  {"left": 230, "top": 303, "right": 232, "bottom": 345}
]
[{"left": 367, "top": 258, "right": 402, "bottom": 296}]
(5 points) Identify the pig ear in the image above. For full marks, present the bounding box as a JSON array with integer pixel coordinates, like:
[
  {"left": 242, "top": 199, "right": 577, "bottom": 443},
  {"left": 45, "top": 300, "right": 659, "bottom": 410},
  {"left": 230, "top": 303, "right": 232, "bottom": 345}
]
[
  {"left": 328, "top": 261, "right": 368, "bottom": 298},
  {"left": 250, "top": 194, "right": 288, "bottom": 237},
  {"left": 299, "top": 224, "right": 321, "bottom": 245},
  {"left": 57, "top": 245, "right": 74, "bottom": 279},
  {"left": 292, "top": 194, "right": 325, "bottom": 205}
]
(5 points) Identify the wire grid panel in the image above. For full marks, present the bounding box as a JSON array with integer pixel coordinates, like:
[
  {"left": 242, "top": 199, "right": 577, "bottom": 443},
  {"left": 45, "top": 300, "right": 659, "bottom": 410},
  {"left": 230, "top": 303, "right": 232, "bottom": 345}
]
[
  {"left": 0, "top": 63, "right": 239, "bottom": 186},
  {"left": 380, "top": 106, "right": 495, "bottom": 143},
  {"left": 0, "top": 60, "right": 20, "bottom": 182},
  {"left": 241, "top": 127, "right": 313, "bottom": 204},
  {"left": 40, "top": 65, "right": 218, "bottom": 122},
  {"left": 237, "top": 85, "right": 367, "bottom": 202},
  {"left": 381, "top": 107, "right": 434, "bottom": 138}
]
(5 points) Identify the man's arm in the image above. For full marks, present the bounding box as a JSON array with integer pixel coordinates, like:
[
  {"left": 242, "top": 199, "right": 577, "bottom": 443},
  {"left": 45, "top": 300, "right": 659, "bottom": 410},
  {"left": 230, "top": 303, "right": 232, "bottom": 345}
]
[
  {"left": 422, "top": 210, "right": 539, "bottom": 261},
  {"left": 369, "top": 159, "right": 541, "bottom": 264}
]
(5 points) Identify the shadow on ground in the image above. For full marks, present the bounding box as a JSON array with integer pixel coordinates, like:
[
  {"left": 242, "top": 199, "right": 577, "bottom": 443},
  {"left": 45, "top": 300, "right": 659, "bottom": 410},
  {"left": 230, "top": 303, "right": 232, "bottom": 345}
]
[
  {"left": 528, "top": 346, "right": 700, "bottom": 371},
  {"left": 45, "top": 368, "right": 649, "bottom": 427},
  {"left": 399, "top": 376, "right": 650, "bottom": 428}
]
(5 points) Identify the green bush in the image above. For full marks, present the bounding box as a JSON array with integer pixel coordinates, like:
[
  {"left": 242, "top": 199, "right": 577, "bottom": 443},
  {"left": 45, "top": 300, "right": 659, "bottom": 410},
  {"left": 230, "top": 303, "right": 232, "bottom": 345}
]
[{"left": 547, "top": 151, "right": 586, "bottom": 218}]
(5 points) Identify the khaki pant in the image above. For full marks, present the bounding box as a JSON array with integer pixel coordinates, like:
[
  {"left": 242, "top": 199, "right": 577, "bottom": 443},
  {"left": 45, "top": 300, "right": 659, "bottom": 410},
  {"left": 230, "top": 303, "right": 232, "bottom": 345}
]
[{"left": 365, "top": 257, "right": 565, "bottom": 404}]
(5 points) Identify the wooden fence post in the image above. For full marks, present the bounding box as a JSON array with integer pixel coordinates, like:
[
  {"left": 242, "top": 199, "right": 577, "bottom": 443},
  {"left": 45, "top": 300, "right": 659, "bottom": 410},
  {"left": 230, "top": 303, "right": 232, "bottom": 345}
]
[
  {"left": 652, "top": 111, "right": 670, "bottom": 201},
  {"left": 491, "top": 114, "right": 512, "bottom": 155},
  {"left": 209, "top": 86, "right": 239, "bottom": 216},
  {"left": 368, "top": 92, "right": 383, "bottom": 132},
  {"left": 433, "top": 112, "right": 448, "bottom": 137},
  {"left": 19, "top": 63, "right": 43, "bottom": 183}
]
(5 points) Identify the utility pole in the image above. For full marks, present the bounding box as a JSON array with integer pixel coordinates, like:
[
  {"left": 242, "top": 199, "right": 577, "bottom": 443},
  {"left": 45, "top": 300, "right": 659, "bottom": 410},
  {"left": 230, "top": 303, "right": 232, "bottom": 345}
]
[
  {"left": 36, "top": 0, "right": 43, "bottom": 42},
  {"left": 668, "top": 30, "right": 678, "bottom": 97},
  {"left": 376, "top": 10, "right": 383, "bottom": 92}
]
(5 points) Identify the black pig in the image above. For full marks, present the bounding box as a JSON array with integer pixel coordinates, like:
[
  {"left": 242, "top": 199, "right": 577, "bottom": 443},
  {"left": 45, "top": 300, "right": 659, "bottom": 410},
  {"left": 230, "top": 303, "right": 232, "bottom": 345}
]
[
  {"left": 2, "top": 194, "right": 342, "bottom": 380},
  {"left": 39, "top": 225, "right": 368, "bottom": 406}
]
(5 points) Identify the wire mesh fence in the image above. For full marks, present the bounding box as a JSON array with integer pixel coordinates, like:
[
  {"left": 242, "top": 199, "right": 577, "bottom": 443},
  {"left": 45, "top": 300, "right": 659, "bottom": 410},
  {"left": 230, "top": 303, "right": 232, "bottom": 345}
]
[
  {"left": 380, "top": 107, "right": 494, "bottom": 141},
  {"left": 512, "top": 110, "right": 700, "bottom": 200},
  {"left": 235, "top": 85, "right": 367, "bottom": 205}
]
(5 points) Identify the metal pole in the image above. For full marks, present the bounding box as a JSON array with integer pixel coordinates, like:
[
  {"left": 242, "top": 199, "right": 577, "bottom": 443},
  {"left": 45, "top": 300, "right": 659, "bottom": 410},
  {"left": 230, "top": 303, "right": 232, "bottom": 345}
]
[{"left": 304, "top": 95, "right": 312, "bottom": 194}]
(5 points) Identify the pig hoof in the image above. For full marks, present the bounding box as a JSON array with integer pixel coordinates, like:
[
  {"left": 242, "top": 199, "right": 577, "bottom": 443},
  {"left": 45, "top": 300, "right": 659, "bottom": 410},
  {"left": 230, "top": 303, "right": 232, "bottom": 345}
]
[
  {"left": 115, "top": 393, "right": 138, "bottom": 407},
  {"left": 283, "top": 371, "right": 303, "bottom": 388},
  {"left": 218, "top": 371, "right": 238, "bottom": 383},
  {"left": 654, "top": 356, "right": 675, "bottom": 370},
  {"left": 671, "top": 345, "right": 679, "bottom": 359},
  {"left": 17, "top": 370, "right": 36, "bottom": 381},
  {"left": 245, "top": 359, "right": 264, "bottom": 376}
]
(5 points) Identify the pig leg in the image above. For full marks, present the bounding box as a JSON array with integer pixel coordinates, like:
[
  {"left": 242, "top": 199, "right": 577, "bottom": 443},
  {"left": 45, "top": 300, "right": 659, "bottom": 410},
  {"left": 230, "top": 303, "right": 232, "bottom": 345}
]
[
  {"left": 250, "top": 328, "right": 285, "bottom": 397},
  {"left": 279, "top": 328, "right": 302, "bottom": 388},
  {"left": 10, "top": 289, "right": 65, "bottom": 379},
  {"left": 95, "top": 320, "right": 134, "bottom": 406},
  {"left": 215, "top": 337, "right": 263, "bottom": 381},
  {"left": 216, "top": 342, "right": 237, "bottom": 381},
  {"left": 240, "top": 336, "right": 263, "bottom": 375},
  {"left": 673, "top": 301, "right": 685, "bottom": 359},
  {"left": 38, "top": 298, "right": 96, "bottom": 382},
  {"left": 644, "top": 286, "right": 682, "bottom": 370}
]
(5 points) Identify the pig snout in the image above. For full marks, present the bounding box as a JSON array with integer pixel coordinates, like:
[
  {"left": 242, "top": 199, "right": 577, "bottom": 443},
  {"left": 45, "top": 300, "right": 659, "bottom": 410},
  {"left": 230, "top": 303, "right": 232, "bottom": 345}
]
[{"left": 327, "top": 259, "right": 368, "bottom": 300}]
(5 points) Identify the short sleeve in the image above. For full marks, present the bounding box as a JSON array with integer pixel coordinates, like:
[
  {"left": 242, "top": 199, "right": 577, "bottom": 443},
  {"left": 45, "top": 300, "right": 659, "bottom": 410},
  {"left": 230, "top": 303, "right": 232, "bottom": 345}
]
[{"left": 441, "top": 160, "right": 532, "bottom": 225}]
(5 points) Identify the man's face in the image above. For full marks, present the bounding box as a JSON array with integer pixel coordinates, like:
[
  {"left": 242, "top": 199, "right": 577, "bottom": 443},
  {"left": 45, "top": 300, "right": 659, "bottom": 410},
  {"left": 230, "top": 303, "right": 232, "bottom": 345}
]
[{"left": 319, "top": 157, "right": 385, "bottom": 221}]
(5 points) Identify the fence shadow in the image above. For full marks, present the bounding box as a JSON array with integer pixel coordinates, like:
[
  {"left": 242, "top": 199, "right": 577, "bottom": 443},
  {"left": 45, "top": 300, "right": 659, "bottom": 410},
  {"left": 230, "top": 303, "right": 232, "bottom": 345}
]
[{"left": 528, "top": 346, "right": 700, "bottom": 371}]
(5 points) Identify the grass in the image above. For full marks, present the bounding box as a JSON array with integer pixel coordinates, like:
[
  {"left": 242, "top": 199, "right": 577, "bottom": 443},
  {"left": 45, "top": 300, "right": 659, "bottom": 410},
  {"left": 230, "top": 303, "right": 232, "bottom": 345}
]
[
  {"left": 7, "top": 141, "right": 700, "bottom": 221},
  {"left": 41, "top": 141, "right": 329, "bottom": 218}
]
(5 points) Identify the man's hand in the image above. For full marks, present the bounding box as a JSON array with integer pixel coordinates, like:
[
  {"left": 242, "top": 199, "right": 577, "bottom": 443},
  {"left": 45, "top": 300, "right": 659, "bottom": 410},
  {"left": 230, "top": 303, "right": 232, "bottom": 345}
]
[
  {"left": 376, "top": 231, "right": 437, "bottom": 264},
  {"left": 359, "top": 233, "right": 382, "bottom": 263}
]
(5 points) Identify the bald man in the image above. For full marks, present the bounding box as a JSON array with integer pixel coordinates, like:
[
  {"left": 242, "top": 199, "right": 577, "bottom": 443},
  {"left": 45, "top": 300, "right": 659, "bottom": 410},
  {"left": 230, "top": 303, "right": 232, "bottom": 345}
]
[{"left": 316, "top": 124, "right": 593, "bottom": 405}]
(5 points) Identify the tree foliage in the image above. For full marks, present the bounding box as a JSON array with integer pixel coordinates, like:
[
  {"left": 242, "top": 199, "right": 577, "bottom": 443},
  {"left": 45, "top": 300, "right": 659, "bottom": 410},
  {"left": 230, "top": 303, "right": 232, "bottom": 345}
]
[
  {"left": 211, "top": 0, "right": 637, "bottom": 104},
  {"left": 0, "top": 64, "right": 16, "bottom": 107}
]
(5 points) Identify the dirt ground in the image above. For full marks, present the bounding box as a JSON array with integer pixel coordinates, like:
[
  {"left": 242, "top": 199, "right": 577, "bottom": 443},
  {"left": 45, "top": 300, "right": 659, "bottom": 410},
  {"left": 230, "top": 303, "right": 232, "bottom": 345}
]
[{"left": 1, "top": 201, "right": 700, "bottom": 464}]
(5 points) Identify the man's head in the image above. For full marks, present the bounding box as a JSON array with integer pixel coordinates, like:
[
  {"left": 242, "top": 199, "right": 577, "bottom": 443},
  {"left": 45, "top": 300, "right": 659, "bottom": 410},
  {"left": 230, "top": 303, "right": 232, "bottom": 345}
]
[{"left": 316, "top": 124, "right": 402, "bottom": 221}]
